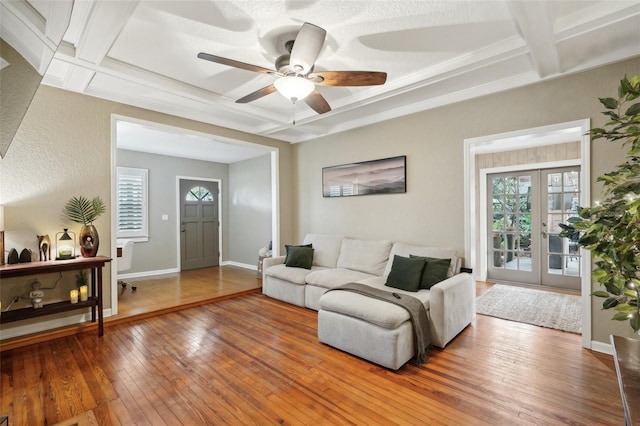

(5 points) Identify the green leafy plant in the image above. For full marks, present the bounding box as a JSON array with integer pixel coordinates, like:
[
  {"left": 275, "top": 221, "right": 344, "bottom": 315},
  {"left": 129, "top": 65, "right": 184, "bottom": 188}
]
[
  {"left": 76, "top": 270, "right": 87, "bottom": 287},
  {"left": 64, "top": 196, "right": 106, "bottom": 226},
  {"left": 560, "top": 75, "right": 640, "bottom": 333}
]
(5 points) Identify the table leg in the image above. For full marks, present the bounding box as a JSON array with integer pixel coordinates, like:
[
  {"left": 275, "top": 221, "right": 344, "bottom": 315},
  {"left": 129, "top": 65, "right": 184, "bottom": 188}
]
[
  {"left": 97, "top": 266, "right": 103, "bottom": 337},
  {"left": 90, "top": 268, "right": 96, "bottom": 323}
]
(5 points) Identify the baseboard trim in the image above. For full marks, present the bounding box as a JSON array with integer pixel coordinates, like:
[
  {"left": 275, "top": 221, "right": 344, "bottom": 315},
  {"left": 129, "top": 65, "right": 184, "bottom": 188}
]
[
  {"left": 590, "top": 340, "right": 613, "bottom": 355},
  {"left": 118, "top": 268, "right": 179, "bottom": 279},
  {"left": 222, "top": 261, "right": 257, "bottom": 271}
]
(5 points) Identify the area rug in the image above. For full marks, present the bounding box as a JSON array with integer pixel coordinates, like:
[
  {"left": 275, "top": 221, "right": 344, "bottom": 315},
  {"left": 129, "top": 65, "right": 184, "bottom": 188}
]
[{"left": 476, "top": 284, "right": 582, "bottom": 334}]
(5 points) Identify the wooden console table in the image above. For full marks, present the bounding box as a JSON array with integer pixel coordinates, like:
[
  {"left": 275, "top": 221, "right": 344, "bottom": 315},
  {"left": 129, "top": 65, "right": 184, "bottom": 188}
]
[{"left": 0, "top": 256, "right": 111, "bottom": 337}]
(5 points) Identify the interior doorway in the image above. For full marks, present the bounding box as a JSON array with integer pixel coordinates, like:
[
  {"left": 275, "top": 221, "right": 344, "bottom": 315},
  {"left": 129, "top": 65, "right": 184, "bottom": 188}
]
[
  {"left": 464, "top": 119, "right": 592, "bottom": 348},
  {"left": 487, "top": 167, "right": 581, "bottom": 291},
  {"left": 110, "top": 115, "right": 280, "bottom": 317}
]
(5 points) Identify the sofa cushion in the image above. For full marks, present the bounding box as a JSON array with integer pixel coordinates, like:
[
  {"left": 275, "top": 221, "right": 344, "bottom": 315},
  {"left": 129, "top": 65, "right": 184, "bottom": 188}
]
[
  {"left": 320, "top": 277, "right": 431, "bottom": 330},
  {"left": 305, "top": 268, "right": 377, "bottom": 290},
  {"left": 384, "top": 255, "right": 426, "bottom": 292},
  {"left": 265, "top": 264, "right": 328, "bottom": 285},
  {"left": 383, "top": 243, "right": 458, "bottom": 278},
  {"left": 302, "top": 234, "right": 344, "bottom": 268},
  {"left": 410, "top": 255, "right": 451, "bottom": 289},
  {"left": 336, "top": 238, "right": 393, "bottom": 276},
  {"left": 285, "top": 246, "right": 314, "bottom": 269}
]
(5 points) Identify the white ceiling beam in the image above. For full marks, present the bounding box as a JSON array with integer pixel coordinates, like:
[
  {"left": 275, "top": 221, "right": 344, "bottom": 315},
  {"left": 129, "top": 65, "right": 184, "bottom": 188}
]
[
  {"left": 508, "top": 1, "right": 561, "bottom": 78},
  {"left": 74, "top": 0, "right": 139, "bottom": 64}
]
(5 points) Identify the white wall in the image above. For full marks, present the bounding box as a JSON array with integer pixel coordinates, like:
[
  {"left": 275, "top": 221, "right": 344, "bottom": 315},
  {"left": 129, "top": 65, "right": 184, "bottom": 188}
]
[{"left": 228, "top": 154, "right": 272, "bottom": 266}]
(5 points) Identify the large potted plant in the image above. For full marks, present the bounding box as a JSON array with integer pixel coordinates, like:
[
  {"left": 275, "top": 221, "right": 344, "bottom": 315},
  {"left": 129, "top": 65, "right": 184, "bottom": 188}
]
[
  {"left": 63, "top": 196, "right": 105, "bottom": 257},
  {"left": 560, "top": 75, "right": 640, "bottom": 334}
]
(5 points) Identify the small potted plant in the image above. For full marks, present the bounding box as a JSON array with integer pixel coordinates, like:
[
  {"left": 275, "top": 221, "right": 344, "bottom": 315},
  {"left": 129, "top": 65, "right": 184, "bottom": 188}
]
[{"left": 63, "top": 196, "right": 105, "bottom": 257}]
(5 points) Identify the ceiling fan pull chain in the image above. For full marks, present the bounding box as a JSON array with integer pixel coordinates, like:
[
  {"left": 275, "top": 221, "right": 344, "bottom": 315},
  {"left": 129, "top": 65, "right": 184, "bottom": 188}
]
[{"left": 292, "top": 99, "right": 297, "bottom": 125}]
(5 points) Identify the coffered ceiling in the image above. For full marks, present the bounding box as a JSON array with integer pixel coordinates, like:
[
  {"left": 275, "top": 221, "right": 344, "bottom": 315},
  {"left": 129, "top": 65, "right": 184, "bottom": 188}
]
[{"left": 10, "top": 1, "right": 640, "bottom": 144}]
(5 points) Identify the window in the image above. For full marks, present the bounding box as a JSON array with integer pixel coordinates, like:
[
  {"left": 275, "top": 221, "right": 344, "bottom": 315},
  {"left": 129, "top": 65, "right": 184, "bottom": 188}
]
[
  {"left": 117, "top": 167, "right": 148, "bottom": 241},
  {"left": 186, "top": 186, "right": 213, "bottom": 201}
]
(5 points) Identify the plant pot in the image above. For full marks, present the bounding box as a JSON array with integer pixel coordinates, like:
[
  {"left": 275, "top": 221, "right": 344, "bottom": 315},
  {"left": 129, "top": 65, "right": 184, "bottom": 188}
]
[{"left": 80, "top": 224, "right": 99, "bottom": 257}]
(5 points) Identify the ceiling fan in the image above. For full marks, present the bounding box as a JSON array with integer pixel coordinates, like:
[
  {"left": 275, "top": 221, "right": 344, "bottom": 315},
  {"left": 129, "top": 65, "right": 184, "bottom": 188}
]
[{"left": 197, "top": 22, "right": 387, "bottom": 115}]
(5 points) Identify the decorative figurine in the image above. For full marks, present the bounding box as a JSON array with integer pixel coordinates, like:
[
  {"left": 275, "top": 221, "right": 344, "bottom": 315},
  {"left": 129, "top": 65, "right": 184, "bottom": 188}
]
[{"left": 38, "top": 234, "right": 52, "bottom": 261}]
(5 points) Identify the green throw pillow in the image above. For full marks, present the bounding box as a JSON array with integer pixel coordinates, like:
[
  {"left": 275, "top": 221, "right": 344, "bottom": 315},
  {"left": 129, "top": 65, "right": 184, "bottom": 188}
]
[
  {"left": 384, "top": 255, "right": 426, "bottom": 292},
  {"left": 410, "top": 255, "right": 451, "bottom": 289},
  {"left": 284, "top": 244, "right": 312, "bottom": 263},
  {"left": 285, "top": 246, "right": 314, "bottom": 269}
]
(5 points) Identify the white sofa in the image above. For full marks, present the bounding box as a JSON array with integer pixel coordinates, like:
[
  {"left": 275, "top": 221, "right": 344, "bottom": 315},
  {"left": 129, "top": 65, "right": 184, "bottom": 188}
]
[{"left": 262, "top": 234, "right": 476, "bottom": 369}]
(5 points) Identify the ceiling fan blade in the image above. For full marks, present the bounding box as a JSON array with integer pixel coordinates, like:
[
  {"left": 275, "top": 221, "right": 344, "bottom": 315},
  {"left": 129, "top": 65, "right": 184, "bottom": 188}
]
[
  {"left": 236, "top": 85, "right": 277, "bottom": 103},
  {"left": 290, "top": 23, "right": 326, "bottom": 75},
  {"left": 309, "top": 71, "right": 387, "bottom": 86},
  {"left": 197, "top": 52, "right": 275, "bottom": 74},
  {"left": 304, "top": 89, "right": 331, "bottom": 114}
]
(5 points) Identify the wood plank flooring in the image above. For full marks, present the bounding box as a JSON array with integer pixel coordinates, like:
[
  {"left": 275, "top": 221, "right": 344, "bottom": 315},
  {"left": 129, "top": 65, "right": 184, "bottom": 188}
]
[
  {"left": 1, "top": 268, "right": 625, "bottom": 425},
  {"left": 115, "top": 265, "right": 262, "bottom": 319}
]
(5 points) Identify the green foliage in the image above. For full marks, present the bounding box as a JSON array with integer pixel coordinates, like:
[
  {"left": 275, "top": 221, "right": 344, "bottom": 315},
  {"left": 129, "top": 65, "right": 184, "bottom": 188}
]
[
  {"left": 76, "top": 270, "right": 87, "bottom": 287},
  {"left": 64, "top": 196, "right": 106, "bottom": 226},
  {"left": 560, "top": 75, "right": 640, "bottom": 333}
]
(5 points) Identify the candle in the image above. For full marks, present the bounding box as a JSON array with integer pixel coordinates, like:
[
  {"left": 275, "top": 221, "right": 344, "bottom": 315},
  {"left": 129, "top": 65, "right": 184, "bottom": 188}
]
[
  {"left": 79, "top": 285, "right": 88, "bottom": 302},
  {"left": 58, "top": 248, "right": 72, "bottom": 258},
  {"left": 70, "top": 289, "right": 79, "bottom": 304}
]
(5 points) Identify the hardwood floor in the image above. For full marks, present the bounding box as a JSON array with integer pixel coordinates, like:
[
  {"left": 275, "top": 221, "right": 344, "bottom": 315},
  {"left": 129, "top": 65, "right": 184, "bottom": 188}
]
[
  {"left": 0, "top": 273, "right": 624, "bottom": 425},
  {"left": 114, "top": 265, "right": 262, "bottom": 319}
]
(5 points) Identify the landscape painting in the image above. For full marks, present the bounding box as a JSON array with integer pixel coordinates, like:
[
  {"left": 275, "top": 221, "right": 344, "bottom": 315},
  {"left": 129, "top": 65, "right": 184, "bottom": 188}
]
[{"left": 322, "top": 156, "right": 406, "bottom": 197}]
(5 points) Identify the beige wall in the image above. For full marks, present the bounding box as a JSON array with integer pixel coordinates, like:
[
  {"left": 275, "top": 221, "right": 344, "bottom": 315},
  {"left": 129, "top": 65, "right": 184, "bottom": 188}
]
[
  {"left": 293, "top": 57, "right": 640, "bottom": 343},
  {"left": 0, "top": 85, "right": 292, "bottom": 338}
]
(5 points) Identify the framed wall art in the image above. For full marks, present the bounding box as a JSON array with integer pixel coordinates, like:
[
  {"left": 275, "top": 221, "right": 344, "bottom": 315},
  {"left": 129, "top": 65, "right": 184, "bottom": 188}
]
[{"left": 322, "top": 155, "right": 406, "bottom": 197}]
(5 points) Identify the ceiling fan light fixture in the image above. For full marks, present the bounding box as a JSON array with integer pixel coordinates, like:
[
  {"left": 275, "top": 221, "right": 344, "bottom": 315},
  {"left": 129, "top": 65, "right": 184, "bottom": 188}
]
[{"left": 274, "top": 76, "right": 314, "bottom": 102}]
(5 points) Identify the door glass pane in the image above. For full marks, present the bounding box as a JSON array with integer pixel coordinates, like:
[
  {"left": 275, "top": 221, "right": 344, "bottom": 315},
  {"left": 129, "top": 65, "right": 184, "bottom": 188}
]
[
  {"left": 544, "top": 169, "right": 581, "bottom": 281},
  {"left": 489, "top": 173, "right": 532, "bottom": 273},
  {"left": 548, "top": 173, "right": 562, "bottom": 192}
]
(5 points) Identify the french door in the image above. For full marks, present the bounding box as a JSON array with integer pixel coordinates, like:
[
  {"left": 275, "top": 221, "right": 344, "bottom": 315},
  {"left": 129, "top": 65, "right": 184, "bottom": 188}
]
[{"left": 487, "top": 167, "right": 581, "bottom": 290}]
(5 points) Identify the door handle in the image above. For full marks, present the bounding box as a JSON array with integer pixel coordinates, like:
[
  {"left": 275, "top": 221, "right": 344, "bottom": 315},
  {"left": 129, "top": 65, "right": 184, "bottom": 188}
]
[
  {"left": 541, "top": 230, "right": 547, "bottom": 239},
  {"left": 181, "top": 221, "right": 185, "bottom": 233}
]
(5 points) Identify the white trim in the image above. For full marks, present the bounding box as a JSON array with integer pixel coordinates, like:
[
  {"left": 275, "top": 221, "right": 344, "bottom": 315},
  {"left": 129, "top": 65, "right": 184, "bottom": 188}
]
[
  {"left": 590, "top": 340, "right": 613, "bottom": 355},
  {"left": 271, "top": 150, "right": 280, "bottom": 257},
  {"left": 176, "top": 177, "right": 223, "bottom": 270},
  {"left": 110, "top": 116, "right": 119, "bottom": 315},
  {"left": 117, "top": 268, "right": 179, "bottom": 280},
  {"left": 222, "top": 260, "right": 257, "bottom": 271},
  {"left": 464, "top": 119, "right": 592, "bottom": 349}
]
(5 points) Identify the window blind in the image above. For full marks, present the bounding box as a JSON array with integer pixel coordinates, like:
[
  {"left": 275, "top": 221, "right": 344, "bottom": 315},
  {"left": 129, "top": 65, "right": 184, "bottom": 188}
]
[{"left": 117, "top": 167, "right": 148, "bottom": 239}]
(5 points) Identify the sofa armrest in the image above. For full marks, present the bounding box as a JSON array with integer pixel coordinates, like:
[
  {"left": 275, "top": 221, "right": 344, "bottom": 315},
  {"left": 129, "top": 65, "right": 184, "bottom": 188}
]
[
  {"left": 428, "top": 273, "right": 475, "bottom": 348},
  {"left": 262, "top": 256, "right": 285, "bottom": 279}
]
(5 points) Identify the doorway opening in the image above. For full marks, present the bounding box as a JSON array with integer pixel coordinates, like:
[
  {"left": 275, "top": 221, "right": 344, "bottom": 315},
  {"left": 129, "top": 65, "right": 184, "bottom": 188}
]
[
  {"left": 464, "top": 119, "right": 592, "bottom": 348},
  {"left": 109, "top": 115, "right": 280, "bottom": 318}
]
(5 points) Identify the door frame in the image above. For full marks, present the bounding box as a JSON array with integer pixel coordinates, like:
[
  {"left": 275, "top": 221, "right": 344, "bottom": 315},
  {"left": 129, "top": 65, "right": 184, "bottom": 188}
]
[
  {"left": 481, "top": 162, "right": 581, "bottom": 285},
  {"left": 110, "top": 114, "right": 281, "bottom": 316},
  {"left": 177, "top": 177, "right": 222, "bottom": 270},
  {"left": 464, "top": 119, "right": 592, "bottom": 348}
]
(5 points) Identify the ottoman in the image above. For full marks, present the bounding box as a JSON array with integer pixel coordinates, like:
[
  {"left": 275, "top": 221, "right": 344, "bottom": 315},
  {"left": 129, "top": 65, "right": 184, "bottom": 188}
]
[{"left": 317, "top": 284, "right": 432, "bottom": 370}]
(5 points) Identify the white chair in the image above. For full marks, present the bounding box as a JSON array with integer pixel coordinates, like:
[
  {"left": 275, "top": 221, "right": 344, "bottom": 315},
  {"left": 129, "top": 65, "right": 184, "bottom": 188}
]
[{"left": 116, "top": 239, "right": 136, "bottom": 291}]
